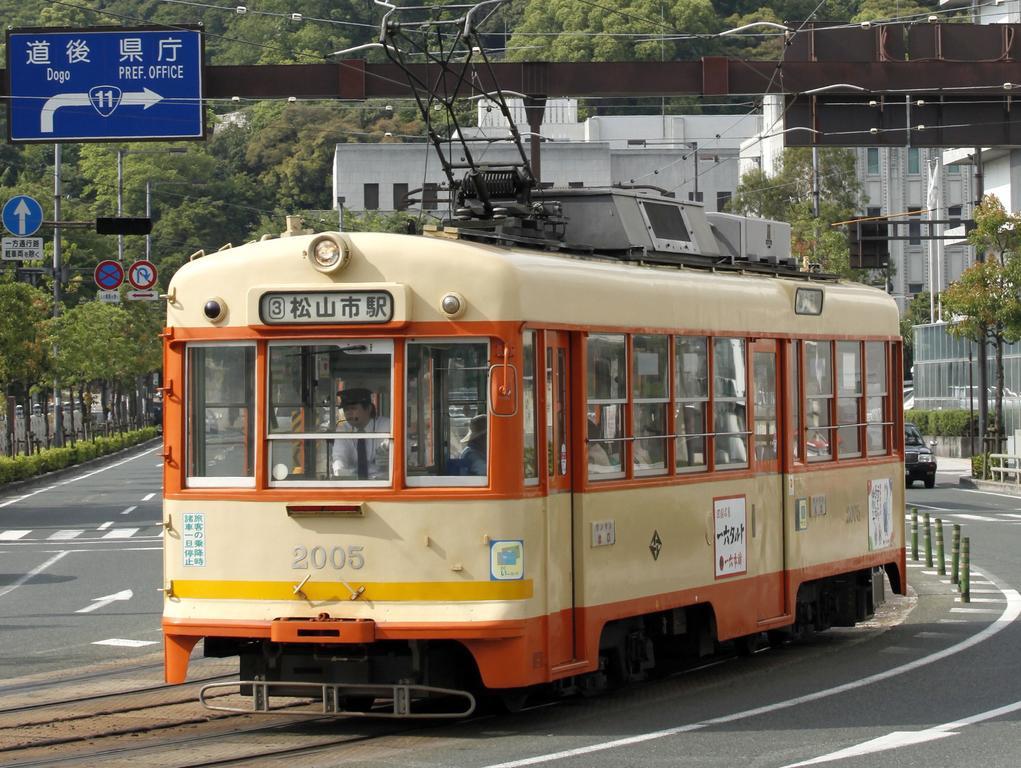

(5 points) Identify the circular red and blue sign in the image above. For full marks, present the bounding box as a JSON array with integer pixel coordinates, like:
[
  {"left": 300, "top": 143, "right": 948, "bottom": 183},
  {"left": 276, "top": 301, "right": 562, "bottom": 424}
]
[
  {"left": 94, "top": 259, "right": 124, "bottom": 291},
  {"left": 127, "top": 259, "right": 158, "bottom": 291}
]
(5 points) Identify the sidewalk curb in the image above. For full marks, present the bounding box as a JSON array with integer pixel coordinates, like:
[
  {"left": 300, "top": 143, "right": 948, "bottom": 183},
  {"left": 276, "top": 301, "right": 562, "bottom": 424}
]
[{"left": 957, "top": 475, "right": 1021, "bottom": 496}]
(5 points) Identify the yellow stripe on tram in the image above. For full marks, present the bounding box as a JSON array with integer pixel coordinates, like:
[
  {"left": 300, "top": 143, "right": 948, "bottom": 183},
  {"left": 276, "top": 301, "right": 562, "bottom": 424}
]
[{"left": 172, "top": 579, "right": 534, "bottom": 602}]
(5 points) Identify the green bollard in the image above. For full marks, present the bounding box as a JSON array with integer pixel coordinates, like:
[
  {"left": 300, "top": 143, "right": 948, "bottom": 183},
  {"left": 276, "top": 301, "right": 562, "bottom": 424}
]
[
  {"left": 911, "top": 508, "right": 919, "bottom": 561},
  {"left": 951, "top": 524, "right": 961, "bottom": 584},
  {"left": 961, "top": 537, "right": 970, "bottom": 603},
  {"left": 935, "top": 518, "right": 945, "bottom": 576},
  {"left": 923, "top": 512, "right": 932, "bottom": 568}
]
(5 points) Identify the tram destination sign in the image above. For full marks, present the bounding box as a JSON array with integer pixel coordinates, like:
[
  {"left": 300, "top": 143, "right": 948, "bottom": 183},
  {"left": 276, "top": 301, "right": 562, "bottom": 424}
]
[
  {"left": 259, "top": 290, "right": 394, "bottom": 325},
  {"left": 5, "top": 26, "right": 204, "bottom": 143}
]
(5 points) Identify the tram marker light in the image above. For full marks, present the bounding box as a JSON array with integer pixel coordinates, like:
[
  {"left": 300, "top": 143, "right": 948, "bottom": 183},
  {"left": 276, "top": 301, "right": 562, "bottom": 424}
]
[{"left": 440, "top": 291, "right": 466, "bottom": 318}]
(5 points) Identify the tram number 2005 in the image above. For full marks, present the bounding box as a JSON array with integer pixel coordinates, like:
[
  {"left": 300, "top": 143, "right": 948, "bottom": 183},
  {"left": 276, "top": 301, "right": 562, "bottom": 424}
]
[{"left": 292, "top": 545, "right": 365, "bottom": 570}]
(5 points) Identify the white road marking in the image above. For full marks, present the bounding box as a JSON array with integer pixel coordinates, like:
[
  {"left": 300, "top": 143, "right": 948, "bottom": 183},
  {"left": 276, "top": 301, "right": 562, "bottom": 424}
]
[
  {"left": 101, "top": 528, "right": 138, "bottom": 540},
  {"left": 478, "top": 590, "right": 1021, "bottom": 768},
  {"left": 950, "top": 607, "right": 1001, "bottom": 614},
  {"left": 781, "top": 699, "right": 1021, "bottom": 767},
  {"left": 97, "top": 521, "right": 113, "bottom": 531},
  {"left": 121, "top": 505, "right": 137, "bottom": 515},
  {"left": 142, "top": 492, "right": 156, "bottom": 501},
  {"left": 0, "top": 530, "right": 30, "bottom": 541},
  {"left": 946, "top": 513, "right": 1001, "bottom": 522},
  {"left": 48, "top": 530, "right": 83, "bottom": 540},
  {"left": 955, "top": 597, "right": 1004, "bottom": 603},
  {"left": 0, "top": 551, "right": 70, "bottom": 599},
  {"left": 92, "top": 638, "right": 158, "bottom": 648},
  {"left": 0, "top": 485, "right": 56, "bottom": 509},
  {"left": 76, "top": 589, "right": 133, "bottom": 614}
]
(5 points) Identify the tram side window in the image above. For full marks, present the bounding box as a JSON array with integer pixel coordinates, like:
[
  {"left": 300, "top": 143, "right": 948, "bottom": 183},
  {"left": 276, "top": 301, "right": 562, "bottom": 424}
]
[
  {"left": 866, "top": 341, "right": 888, "bottom": 454},
  {"left": 523, "top": 332, "right": 539, "bottom": 483},
  {"left": 805, "top": 340, "right": 833, "bottom": 462},
  {"left": 633, "top": 334, "right": 669, "bottom": 475},
  {"left": 713, "top": 338, "right": 748, "bottom": 469},
  {"left": 675, "top": 336, "right": 708, "bottom": 472},
  {"left": 266, "top": 341, "right": 393, "bottom": 484},
  {"left": 187, "top": 344, "right": 255, "bottom": 485},
  {"left": 837, "top": 341, "right": 862, "bottom": 458},
  {"left": 406, "top": 341, "right": 489, "bottom": 484},
  {"left": 586, "top": 334, "right": 626, "bottom": 479},
  {"left": 791, "top": 341, "right": 802, "bottom": 463}
]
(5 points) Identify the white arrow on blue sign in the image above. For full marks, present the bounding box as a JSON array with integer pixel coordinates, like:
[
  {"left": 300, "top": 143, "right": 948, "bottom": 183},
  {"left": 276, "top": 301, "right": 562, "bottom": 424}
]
[{"left": 2, "top": 196, "right": 44, "bottom": 237}]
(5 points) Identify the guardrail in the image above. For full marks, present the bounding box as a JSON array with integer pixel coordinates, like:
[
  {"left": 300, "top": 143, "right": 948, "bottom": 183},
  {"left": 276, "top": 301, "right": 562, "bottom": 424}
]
[{"left": 988, "top": 454, "right": 1021, "bottom": 484}]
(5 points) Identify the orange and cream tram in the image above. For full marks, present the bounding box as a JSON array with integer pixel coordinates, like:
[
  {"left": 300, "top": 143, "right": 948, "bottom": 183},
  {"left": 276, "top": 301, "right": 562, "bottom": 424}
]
[{"left": 161, "top": 188, "right": 905, "bottom": 716}]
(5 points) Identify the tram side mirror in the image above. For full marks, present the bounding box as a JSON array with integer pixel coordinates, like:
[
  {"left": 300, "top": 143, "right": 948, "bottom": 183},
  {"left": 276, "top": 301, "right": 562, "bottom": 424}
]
[{"left": 489, "top": 364, "right": 518, "bottom": 417}]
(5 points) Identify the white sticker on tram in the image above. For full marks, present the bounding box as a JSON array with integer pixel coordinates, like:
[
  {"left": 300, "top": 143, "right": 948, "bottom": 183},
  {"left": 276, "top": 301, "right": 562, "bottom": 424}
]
[{"left": 479, "top": 587, "right": 1021, "bottom": 768}]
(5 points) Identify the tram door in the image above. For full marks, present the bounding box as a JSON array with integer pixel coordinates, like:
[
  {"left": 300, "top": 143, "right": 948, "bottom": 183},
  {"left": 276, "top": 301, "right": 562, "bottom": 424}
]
[
  {"left": 545, "top": 331, "right": 576, "bottom": 666},
  {"left": 752, "top": 339, "right": 786, "bottom": 621}
]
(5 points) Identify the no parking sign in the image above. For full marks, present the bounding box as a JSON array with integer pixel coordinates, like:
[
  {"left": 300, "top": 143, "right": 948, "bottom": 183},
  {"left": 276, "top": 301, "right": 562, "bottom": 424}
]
[{"left": 94, "top": 260, "right": 124, "bottom": 290}]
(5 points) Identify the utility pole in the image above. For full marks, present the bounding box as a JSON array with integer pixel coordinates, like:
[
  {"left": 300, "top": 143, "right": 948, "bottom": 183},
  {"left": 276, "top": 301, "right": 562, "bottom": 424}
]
[
  {"left": 52, "top": 144, "right": 63, "bottom": 447},
  {"left": 974, "top": 146, "right": 988, "bottom": 450}
]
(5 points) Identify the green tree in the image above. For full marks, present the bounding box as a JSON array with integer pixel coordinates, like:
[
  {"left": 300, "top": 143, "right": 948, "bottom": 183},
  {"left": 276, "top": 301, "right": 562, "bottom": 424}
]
[
  {"left": 728, "top": 147, "right": 865, "bottom": 278},
  {"left": 0, "top": 280, "right": 51, "bottom": 415},
  {"left": 943, "top": 195, "right": 1021, "bottom": 450}
]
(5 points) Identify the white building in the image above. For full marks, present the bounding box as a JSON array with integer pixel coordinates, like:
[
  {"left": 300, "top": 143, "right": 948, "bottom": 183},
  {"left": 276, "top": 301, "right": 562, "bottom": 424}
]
[
  {"left": 740, "top": 96, "right": 976, "bottom": 315},
  {"left": 332, "top": 100, "right": 763, "bottom": 219}
]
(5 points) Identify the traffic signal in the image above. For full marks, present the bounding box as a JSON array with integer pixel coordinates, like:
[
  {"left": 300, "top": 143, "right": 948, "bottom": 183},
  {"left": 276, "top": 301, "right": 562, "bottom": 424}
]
[
  {"left": 846, "top": 219, "right": 889, "bottom": 270},
  {"left": 95, "top": 217, "right": 152, "bottom": 236}
]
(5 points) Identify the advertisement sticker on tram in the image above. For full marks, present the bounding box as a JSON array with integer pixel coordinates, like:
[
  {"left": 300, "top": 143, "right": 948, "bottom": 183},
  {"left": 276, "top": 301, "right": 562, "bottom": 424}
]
[
  {"left": 490, "top": 540, "right": 523, "bottom": 580},
  {"left": 714, "top": 495, "right": 747, "bottom": 578}
]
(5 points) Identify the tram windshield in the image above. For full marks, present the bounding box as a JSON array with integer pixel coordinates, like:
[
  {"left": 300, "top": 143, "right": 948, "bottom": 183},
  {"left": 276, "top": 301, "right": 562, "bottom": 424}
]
[{"left": 267, "top": 340, "right": 393, "bottom": 485}]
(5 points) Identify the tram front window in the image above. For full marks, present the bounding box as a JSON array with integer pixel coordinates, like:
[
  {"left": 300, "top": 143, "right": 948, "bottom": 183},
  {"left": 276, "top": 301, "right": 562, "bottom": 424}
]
[
  {"left": 267, "top": 341, "right": 393, "bottom": 484},
  {"left": 406, "top": 340, "right": 489, "bottom": 484},
  {"left": 187, "top": 344, "right": 255, "bottom": 486}
]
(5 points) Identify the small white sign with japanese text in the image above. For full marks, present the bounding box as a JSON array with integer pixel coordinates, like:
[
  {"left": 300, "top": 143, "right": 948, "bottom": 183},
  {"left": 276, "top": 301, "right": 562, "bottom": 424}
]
[
  {"left": 2, "top": 237, "right": 43, "bottom": 261},
  {"left": 714, "top": 495, "right": 747, "bottom": 578}
]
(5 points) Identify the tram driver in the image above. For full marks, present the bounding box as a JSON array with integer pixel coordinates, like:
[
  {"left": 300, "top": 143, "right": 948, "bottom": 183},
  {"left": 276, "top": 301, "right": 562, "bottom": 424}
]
[
  {"left": 332, "top": 388, "right": 391, "bottom": 480},
  {"left": 459, "top": 414, "right": 488, "bottom": 476}
]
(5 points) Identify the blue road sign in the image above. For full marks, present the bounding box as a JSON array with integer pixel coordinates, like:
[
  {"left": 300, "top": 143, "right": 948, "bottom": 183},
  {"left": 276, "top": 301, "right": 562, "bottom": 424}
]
[
  {"left": 5, "top": 27, "right": 204, "bottom": 143},
  {"left": 2, "top": 195, "right": 43, "bottom": 237}
]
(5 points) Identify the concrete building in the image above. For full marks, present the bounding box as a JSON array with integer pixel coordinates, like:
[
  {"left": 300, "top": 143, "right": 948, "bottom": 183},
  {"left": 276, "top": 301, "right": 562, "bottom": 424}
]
[
  {"left": 740, "top": 96, "right": 976, "bottom": 316},
  {"left": 332, "top": 99, "right": 763, "bottom": 220}
]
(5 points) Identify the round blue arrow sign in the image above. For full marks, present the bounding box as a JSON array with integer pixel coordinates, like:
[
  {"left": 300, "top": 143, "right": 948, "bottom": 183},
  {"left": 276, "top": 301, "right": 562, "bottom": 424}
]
[{"left": 2, "top": 195, "right": 43, "bottom": 237}]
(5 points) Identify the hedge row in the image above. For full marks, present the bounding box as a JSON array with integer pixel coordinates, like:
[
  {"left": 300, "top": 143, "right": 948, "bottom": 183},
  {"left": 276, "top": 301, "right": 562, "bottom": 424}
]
[
  {"left": 905, "top": 409, "right": 977, "bottom": 437},
  {"left": 0, "top": 427, "right": 159, "bottom": 486}
]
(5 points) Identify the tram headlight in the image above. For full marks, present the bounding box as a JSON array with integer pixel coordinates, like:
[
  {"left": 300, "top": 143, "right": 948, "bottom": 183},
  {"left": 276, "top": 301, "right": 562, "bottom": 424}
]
[{"left": 307, "top": 234, "right": 350, "bottom": 274}]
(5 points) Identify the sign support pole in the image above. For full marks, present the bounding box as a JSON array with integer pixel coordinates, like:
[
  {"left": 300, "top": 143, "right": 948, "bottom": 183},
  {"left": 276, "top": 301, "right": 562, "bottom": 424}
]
[{"left": 52, "top": 144, "right": 63, "bottom": 448}]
